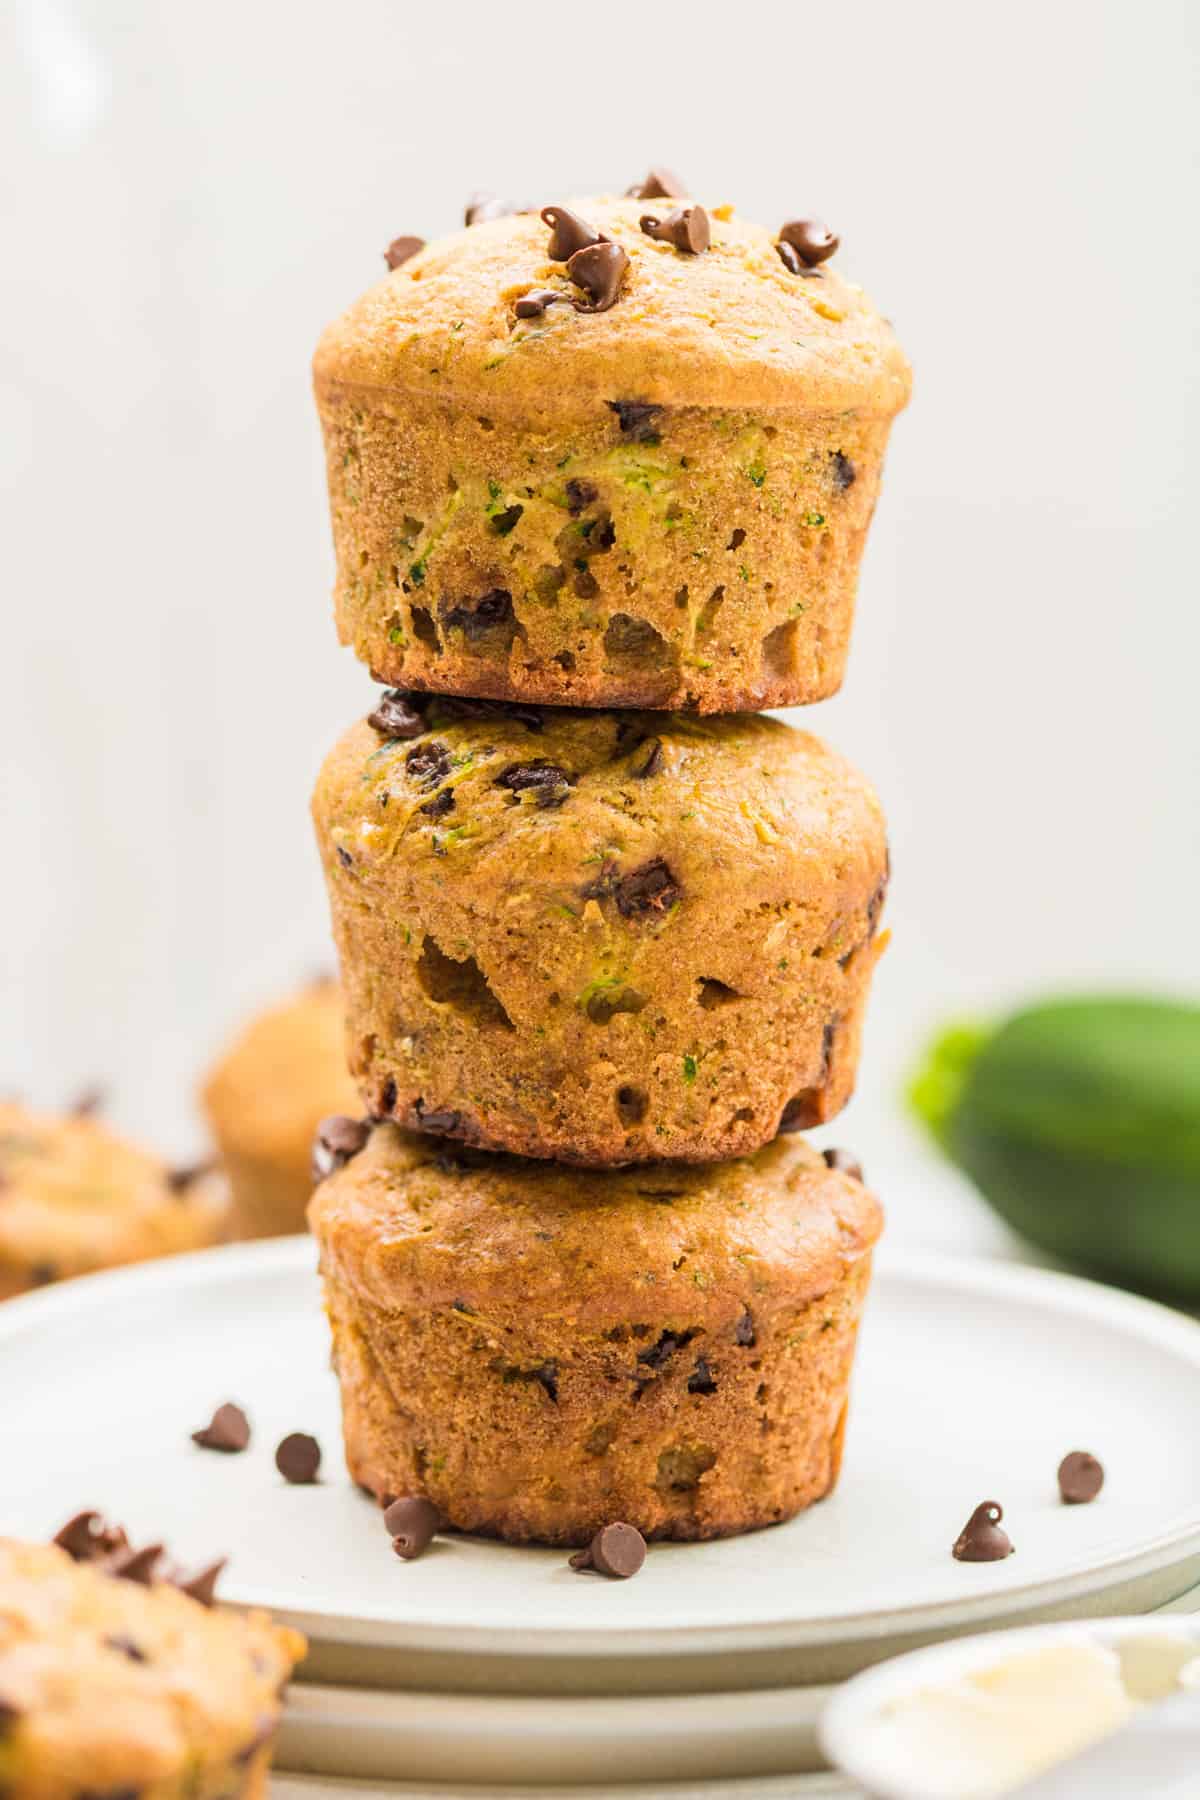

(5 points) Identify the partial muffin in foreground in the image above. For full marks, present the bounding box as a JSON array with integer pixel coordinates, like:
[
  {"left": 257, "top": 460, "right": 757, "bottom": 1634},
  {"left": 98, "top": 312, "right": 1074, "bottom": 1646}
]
[
  {"left": 0, "top": 1101, "right": 226, "bottom": 1300},
  {"left": 201, "top": 974, "right": 359, "bottom": 1238},
  {"left": 310, "top": 1122, "right": 882, "bottom": 1544},
  {"left": 0, "top": 1535, "right": 303, "bottom": 1797},
  {"left": 311, "top": 698, "right": 888, "bottom": 1166},
  {"left": 314, "top": 193, "right": 910, "bottom": 712}
]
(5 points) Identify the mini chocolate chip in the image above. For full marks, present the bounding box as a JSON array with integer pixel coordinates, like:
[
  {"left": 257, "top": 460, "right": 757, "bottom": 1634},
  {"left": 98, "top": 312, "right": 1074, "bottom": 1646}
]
[
  {"left": 440, "top": 589, "right": 514, "bottom": 640},
  {"left": 687, "top": 1355, "right": 718, "bottom": 1396},
  {"left": 565, "top": 478, "right": 599, "bottom": 514},
  {"left": 53, "top": 1510, "right": 127, "bottom": 1562},
  {"left": 378, "top": 1076, "right": 398, "bottom": 1115},
  {"left": 384, "top": 235, "right": 425, "bottom": 271},
  {"left": 952, "top": 1500, "right": 1013, "bottom": 1563},
  {"left": 405, "top": 740, "right": 453, "bottom": 789},
  {"left": 465, "top": 191, "right": 518, "bottom": 227},
  {"left": 104, "top": 1633, "right": 147, "bottom": 1663},
  {"left": 637, "top": 1328, "right": 696, "bottom": 1372},
  {"left": 822, "top": 1147, "right": 865, "bottom": 1184},
  {"left": 275, "top": 1432, "right": 322, "bottom": 1485},
  {"left": 192, "top": 1402, "right": 251, "bottom": 1454},
  {"left": 165, "top": 1159, "right": 215, "bottom": 1194},
  {"left": 830, "top": 450, "right": 856, "bottom": 491},
  {"left": 633, "top": 739, "right": 663, "bottom": 779},
  {"left": 336, "top": 846, "right": 353, "bottom": 868},
  {"left": 640, "top": 206, "right": 710, "bottom": 255},
  {"left": 384, "top": 1494, "right": 445, "bottom": 1559},
  {"left": 626, "top": 167, "right": 687, "bottom": 200},
  {"left": 71, "top": 1085, "right": 104, "bottom": 1118},
  {"left": 31, "top": 1262, "right": 57, "bottom": 1286},
  {"left": 420, "top": 787, "right": 455, "bottom": 819},
  {"left": 495, "top": 760, "right": 574, "bottom": 808},
  {"left": 615, "top": 857, "right": 682, "bottom": 918},
  {"left": 414, "top": 1103, "right": 461, "bottom": 1134},
  {"left": 172, "top": 1558, "right": 225, "bottom": 1606},
  {"left": 312, "top": 1114, "right": 369, "bottom": 1183},
  {"left": 607, "top": 400, "right": 662, "bottom": 440},
  {"left": 569, "top": 1522, "right": 646, "bottom": 1579},
  {"left": 368, "top": 690, "right": 427, "bottom": 740},
  {"left": 778, "top": 218, "right": 839, "bottom": 267},
  {"left": 433, "top": 694, "right": 544, "bottom": 732},
  {"left": 105, "top": 1542, "right": 163, "bottom": 1585},
  {"left": 568, "top": 240, "right": 629, "bottom": 314},
  {"left": 734, "top": 1308, "right": 756, "bottom": 1348},
  {"left": 1058, "top": 1451, "right": 1105, "bottom": 1505},
  {"left": 514, "top": 288, "right": 570, "bottom": 319},
  {"left": 541, "top": 205, "right": 604, "bottom": 262}
]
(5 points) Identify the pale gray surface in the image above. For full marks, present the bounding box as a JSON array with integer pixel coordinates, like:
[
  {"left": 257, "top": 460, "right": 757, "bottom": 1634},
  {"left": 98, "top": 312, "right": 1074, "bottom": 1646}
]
[{"left": 1, "top": 2, "right": 1198, "bottom": 1260}]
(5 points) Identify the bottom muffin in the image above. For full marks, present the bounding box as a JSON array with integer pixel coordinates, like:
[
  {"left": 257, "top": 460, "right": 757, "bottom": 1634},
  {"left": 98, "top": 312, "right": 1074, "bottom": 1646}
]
[{"left": 309, "top": 1122, "right": 882, "bottom": 1544}]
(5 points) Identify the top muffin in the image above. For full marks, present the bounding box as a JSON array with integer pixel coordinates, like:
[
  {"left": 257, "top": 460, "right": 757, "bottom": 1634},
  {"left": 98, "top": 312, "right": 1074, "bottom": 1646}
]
[{"left": 314, "top": 190, "right": 910, "bottom": 713}]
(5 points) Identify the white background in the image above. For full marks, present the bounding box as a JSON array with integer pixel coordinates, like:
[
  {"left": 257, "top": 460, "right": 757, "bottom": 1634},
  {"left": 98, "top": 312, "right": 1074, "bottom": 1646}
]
[{"left": 2, "top": 0, "right": 1197, "bottom": 1250}]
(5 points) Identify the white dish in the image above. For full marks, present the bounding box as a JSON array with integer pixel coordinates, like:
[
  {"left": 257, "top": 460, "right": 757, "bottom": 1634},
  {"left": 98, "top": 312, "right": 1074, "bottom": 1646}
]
[
  {"left": 278, "top": 1681, "right": 833, "bottom": 1786},
  {"left": 3, "top": 1240, "right": 1200, "bottom": 1692},
  {"left": 272, "top": 1779, "right": 851, "bottom": 1799},
  {"left": 818, "top": 1614, "right": 1200, "bottom": 1800}
]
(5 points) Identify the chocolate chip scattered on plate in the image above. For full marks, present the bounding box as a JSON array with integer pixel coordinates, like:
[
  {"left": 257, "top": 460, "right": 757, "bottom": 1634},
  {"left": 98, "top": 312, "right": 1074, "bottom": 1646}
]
[
  {"left": 568, "top": 1522, "right": 647, "bottom": 1580},
  {"left": 384, "top": 1495, "right": 445, "bottom": 1560},
  {"left": 191, "top": 1402, "right": 250, "bottom": 1454},
  {"left": 952, "top": 1500, "right": 1013, "bottom": 1563},
  {"left": 1058, "top": 1450, "right": 1104, "bottom": 1505},
  {"left": 275, "top": 1432, "right": 322, "bottom": 1485}
]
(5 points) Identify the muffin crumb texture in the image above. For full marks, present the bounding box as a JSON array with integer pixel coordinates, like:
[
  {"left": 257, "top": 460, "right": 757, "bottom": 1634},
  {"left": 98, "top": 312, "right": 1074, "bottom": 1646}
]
[
  {"left": 0, "top": 1537, "right": 304, "bottom": 1799},
  {"left": 0, "top": 1101, "right": 227, "bottom": 1299},
  {"left": 310, "top": 1124, "right": 882, "bottom": 1543},
  {"left": 314, "top": 197, "right": 910, "bottom": 711},
  {"left": 312, "top": 702, "right": 888, "bottom": 1165}
]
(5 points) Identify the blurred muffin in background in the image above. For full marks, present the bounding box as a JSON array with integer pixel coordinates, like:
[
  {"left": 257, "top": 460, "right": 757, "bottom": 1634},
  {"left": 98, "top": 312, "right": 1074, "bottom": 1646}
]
[
  {"left": 202, "top": 974, "right": 359, "bottom": 1238},
  {"left": 0, "top": 1099, "right": 227, "bottom": 1299}
]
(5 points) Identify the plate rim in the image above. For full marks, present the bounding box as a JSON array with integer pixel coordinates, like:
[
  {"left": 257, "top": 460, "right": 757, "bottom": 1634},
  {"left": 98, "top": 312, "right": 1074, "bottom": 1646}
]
[{"left": 4, "top": 1236, "right": 1200, "bottom": 1656}]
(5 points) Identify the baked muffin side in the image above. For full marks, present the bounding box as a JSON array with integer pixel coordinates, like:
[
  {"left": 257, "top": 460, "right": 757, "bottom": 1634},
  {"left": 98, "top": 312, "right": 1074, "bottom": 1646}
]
[
  {"left": 311, "top": 701, "right": 889, "bottom": 1165},
  {"left": 0, "top": 1102, "right": 227, "bottom": 1300},
  {"left": 310, "top": 1125, "right": 883, "bottom": 1543},
  {"left": 314, "top": 197, "right": 910, "bottom": 712},
  {"left": 0, "top": 1538, "right": 304, "bottom": 1798},
  {"left": 201, "top": 974, "right": 359, "bottom": 1238}
]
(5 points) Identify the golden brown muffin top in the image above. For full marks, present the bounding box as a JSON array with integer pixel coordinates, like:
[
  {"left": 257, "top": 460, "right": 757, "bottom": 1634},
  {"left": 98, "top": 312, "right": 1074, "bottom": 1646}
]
[
  {"left": 201, "top": 975, "right": 359, "bottom": 1164},
  {"left": 0, "top": 1102, "right": 226, "bottom": 1286},
  {"left": 310, "top": 1123, "right": 882, "bottom": 1332},
  {"left": 315, "top": 701, "right": 887, "bottom": 938},
  {"left": 314, "top": 195, "right": 911, "bottom": 417},
  {"left": 0, "top": 1537, "right": 304, "bottom": 1792}
]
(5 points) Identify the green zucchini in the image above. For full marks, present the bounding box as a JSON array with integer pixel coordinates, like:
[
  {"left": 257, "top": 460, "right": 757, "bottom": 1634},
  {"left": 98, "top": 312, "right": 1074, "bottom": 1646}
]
[{"left": 908, "top": 996, "right": 1200, "bottom": 1300}]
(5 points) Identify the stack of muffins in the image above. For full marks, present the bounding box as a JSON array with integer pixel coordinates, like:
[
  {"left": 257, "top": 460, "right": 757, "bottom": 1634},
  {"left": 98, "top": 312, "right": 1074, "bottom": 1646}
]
[{"left": 307, "top": 176, "right": 910, "bottom": 1545}]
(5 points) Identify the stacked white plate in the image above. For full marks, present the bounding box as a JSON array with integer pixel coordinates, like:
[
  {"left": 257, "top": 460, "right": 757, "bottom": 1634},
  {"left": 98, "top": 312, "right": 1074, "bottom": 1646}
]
[{"left": 3, "top": 1239, "right": 1200, "bottom": 1791}]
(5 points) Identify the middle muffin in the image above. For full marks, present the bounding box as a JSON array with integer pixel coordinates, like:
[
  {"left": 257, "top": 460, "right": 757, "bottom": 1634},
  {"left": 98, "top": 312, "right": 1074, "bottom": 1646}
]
[{"left": 313, "top": 695, "right": 888, "bottom": 1166}]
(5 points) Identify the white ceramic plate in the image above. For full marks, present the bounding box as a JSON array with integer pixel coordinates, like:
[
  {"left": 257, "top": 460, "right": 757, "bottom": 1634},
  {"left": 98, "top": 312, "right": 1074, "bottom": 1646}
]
[
  {"left": 271, "top": 1778, "right": 852, "bottom": 1792},
  {"left": 277, "top": 1681, "right": 834, "bottom": 1786},
  {"left": 3, "top": 1240, "right": 1200, "bottom": 1692},
  {"left": 272, "top": 1779, "right": 852, "bottom": 1799}
]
